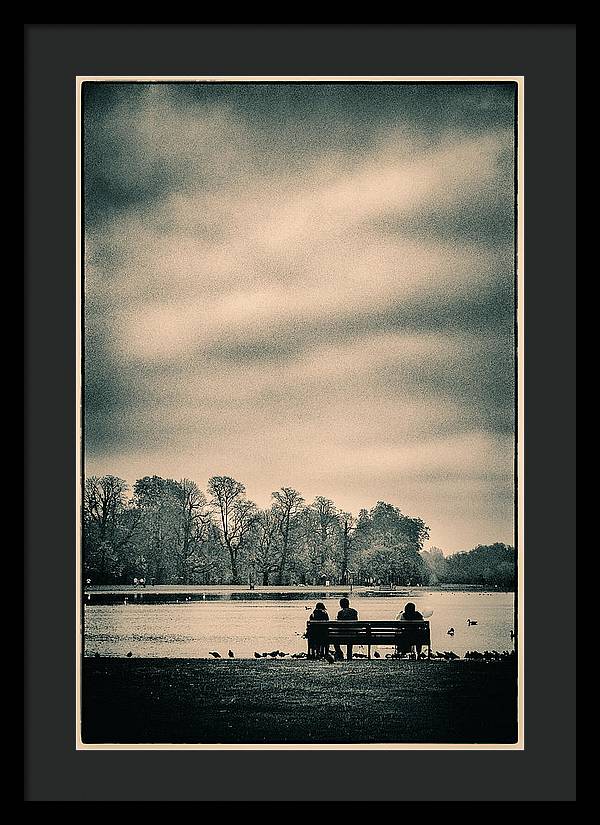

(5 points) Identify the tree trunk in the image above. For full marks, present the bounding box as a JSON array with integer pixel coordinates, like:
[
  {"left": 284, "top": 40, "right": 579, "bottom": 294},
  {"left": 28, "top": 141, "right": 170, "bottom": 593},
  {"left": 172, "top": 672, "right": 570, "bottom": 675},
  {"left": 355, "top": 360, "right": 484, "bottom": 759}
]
[{"left": 229, "top": 550, "right": 239, "bottom": 584}]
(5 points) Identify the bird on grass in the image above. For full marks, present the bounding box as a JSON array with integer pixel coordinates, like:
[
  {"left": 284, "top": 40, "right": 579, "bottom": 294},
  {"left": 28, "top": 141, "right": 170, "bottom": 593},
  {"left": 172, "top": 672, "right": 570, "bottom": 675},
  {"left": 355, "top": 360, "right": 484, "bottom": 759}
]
[
  {"left": 209, "top": 651, "right": 221, "bottom": 658},
  {"left": 228, "top": 650, "right": 234, "bottom": 658}
]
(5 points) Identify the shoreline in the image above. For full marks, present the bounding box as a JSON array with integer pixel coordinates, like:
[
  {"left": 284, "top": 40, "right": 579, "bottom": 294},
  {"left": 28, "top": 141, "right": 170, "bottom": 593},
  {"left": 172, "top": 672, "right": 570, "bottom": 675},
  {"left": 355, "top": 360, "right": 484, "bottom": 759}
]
[{"left": 84, "top": 583, "right": 514, "bottom": 603}]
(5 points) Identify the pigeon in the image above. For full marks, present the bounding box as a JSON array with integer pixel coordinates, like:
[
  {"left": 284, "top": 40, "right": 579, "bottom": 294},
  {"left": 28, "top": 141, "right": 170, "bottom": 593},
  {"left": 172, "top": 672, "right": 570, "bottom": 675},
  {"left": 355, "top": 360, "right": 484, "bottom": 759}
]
[
  {"left": 467, "top": 619, "right": 478, "bottom": 626},
  {"left": 254, "top": 652, "right": 262, "bottom": 658},
  {"left": 373, "top": 651, "right": 381, "bottom": 658},
  {"left": 209, "top": 651, "right": 221, "bottom": 658},
  {"left": 268, "top": 651, "right": 280, "bottom": 658},
  {"left": 228, "top": 650, "right": 234, "bottom": 658},
  {"left": 126, "top": 651, "right": 133, "bottom": 658}
]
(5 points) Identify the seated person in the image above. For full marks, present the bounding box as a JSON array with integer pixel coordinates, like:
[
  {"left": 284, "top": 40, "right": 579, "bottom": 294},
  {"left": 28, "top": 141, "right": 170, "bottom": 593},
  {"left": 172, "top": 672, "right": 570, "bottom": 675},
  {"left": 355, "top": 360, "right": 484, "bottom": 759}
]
[
  {"left": 396, "top": 601, "right": 424, "bottom": 621},
  {"left": 308, "top": 602, "right": 330, "bottom": 658},
  {"left": 334, "top": 597, "right": 359, "bottom": 661},
  {"left": 395, "top": 602, "right": 425, "bottom": 656}
]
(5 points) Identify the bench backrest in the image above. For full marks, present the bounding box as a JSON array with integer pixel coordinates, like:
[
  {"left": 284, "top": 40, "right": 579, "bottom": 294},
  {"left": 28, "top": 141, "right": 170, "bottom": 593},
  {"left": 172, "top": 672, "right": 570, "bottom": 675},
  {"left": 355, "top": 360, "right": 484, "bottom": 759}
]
[{"left": 306, "top": 620, "right": 430, "bottom": 645}]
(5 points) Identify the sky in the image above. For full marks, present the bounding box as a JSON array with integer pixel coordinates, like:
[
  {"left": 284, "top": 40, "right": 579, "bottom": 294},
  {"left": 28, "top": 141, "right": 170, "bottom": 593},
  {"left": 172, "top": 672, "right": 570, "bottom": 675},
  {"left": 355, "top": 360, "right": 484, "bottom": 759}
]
[{"left": 83, "top": 82, "right": 516, "bottom": 554}]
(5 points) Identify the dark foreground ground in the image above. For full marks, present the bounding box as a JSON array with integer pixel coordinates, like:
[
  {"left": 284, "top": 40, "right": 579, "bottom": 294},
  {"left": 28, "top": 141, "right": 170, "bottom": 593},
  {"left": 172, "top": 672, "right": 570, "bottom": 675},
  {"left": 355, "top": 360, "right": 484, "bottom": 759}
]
[{"left": 82, "top": 659, "right": 518, "bottom": 745}]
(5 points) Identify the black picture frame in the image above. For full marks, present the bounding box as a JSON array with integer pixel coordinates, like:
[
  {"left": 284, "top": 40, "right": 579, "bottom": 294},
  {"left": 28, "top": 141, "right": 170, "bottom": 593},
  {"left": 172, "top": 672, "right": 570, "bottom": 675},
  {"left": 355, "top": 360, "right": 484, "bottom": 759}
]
[{"left": 25, "top": 23, "right": 576, "bottom": 801}]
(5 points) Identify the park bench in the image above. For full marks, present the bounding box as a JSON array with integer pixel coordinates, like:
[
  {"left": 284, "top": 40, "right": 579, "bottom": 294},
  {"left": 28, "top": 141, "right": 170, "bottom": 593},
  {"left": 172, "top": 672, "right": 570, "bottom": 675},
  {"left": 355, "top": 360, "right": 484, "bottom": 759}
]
[{"left": 306, "top": 620, "right": 431, "bottom": 659}]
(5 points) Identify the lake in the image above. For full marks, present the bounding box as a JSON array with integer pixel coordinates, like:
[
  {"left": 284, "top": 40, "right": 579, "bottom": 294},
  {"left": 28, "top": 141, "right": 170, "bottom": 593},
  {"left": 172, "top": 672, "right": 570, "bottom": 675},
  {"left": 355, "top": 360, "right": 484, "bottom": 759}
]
[{"left": 83, "top": 590, "right": 515, "bottom": 658}]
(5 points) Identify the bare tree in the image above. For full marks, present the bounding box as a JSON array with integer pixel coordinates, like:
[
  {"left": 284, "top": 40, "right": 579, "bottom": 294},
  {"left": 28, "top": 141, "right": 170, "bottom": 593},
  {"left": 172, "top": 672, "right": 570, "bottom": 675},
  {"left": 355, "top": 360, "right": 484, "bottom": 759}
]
[
  {"left": 83, "top": 475, "right": 140, "bottom": 579},
  {"left": 172, "top": 479, "right": 211, "bottom": 584},
  {"left": 208, "top": 476, "right": 257, "bottom": 583},
  {"left": 313, "top": 496, "right": 338, "bottom": 568},
  {"left": 133, "top": 475, "right": 176, "bottom": 583},
  {"left": 252, "top": 508, "right": 281, "bottom": 585},
  {"left": 272, "top": 487, "right": 304, "bottom": 584}
]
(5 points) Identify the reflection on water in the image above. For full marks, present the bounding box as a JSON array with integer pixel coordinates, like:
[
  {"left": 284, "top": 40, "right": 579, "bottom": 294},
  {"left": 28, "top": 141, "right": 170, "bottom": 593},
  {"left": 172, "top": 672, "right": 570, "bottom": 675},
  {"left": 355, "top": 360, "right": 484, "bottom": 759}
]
[{"left": 84, "top": 592, "right": 515, "bottom": 659}]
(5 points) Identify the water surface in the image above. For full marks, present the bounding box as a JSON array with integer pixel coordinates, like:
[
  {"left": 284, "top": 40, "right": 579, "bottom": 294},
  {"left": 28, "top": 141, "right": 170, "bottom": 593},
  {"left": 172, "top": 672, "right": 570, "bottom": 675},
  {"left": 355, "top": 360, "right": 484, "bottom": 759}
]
[{"left": 84, "top": 591, "right": 515, "bottom": 658}]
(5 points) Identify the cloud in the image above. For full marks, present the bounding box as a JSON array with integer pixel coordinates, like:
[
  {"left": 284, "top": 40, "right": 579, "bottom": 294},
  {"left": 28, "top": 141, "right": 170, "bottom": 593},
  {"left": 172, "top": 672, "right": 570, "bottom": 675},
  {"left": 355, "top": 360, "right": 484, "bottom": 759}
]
[{"left": 84, "top": 82, "right": 516, "bottom": 552}]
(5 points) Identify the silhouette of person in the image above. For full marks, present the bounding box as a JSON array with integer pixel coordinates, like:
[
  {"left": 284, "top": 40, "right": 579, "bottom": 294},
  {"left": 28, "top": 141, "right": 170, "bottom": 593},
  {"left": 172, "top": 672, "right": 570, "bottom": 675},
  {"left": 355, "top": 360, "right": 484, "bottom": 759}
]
[
  {"left": 309, "top": 601, "right": 330, "bottom": 659},
  {"left": 334, "top": 597, "right": 358, "bottom": 660},
  {"left": 310, "top": 602, "right": 329, "bottom": 621},
  {"left": 396, "top": 602, "right": 425, "bottom": 655}
]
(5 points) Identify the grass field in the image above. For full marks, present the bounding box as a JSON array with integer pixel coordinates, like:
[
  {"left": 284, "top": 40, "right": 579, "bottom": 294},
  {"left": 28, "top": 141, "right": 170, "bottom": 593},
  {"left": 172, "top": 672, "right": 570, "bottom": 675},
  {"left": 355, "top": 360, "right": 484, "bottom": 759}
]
[{"left": 81, "top": 658, "right": 517, "bottom": 745}]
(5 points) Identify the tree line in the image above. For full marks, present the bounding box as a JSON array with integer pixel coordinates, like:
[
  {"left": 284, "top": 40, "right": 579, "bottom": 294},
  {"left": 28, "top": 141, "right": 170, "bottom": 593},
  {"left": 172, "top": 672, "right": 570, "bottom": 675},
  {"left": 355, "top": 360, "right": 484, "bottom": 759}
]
[
  {"left": 83, "top": 474, "right": 514, "bottom": 587},
  {"left": 422, "top": 544, "right": 515, "bottom": 587}
]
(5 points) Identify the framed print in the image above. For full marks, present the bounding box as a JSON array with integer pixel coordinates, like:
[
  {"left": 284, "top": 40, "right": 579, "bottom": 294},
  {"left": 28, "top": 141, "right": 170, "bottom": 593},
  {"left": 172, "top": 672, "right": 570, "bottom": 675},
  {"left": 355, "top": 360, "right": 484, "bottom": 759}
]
[{"left": 25, "top": 24, "right": 576, "bottom": 802}]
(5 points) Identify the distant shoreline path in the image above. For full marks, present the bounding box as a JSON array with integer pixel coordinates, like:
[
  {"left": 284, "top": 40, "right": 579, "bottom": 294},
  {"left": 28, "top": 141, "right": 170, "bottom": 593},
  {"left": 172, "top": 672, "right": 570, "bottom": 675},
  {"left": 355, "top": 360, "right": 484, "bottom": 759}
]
[{"left": 84, "top": 584, "right": 514, "bottom": 598}]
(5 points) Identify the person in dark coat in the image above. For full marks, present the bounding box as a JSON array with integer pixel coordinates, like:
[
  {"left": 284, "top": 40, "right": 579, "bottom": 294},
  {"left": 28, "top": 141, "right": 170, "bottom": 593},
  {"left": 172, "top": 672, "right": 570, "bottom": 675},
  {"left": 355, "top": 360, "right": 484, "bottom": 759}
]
[
  {"left": 308, "top": 602, "right": 330, "bottom": 659},
  {"left": 334, "top": 597, "right": 359, "bottom": 660},
  {"left": 396, "top": 602, "right": 425, "bottom": 656}
]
